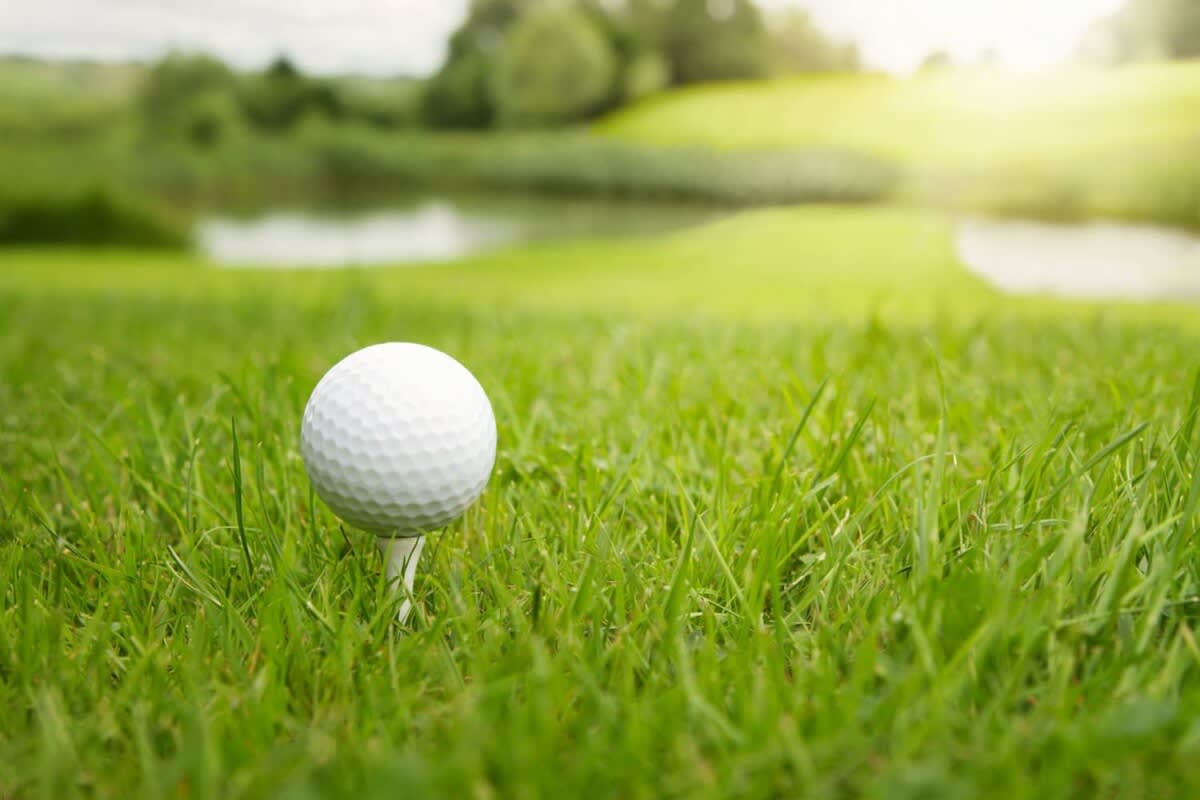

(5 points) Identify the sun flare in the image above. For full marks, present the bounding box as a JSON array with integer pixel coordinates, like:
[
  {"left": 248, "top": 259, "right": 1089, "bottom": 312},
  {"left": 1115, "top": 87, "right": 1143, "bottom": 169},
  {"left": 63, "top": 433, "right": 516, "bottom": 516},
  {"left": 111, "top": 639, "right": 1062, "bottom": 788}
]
[{"left": 772, "top": 0, "right": 1129, "bottom": 73}]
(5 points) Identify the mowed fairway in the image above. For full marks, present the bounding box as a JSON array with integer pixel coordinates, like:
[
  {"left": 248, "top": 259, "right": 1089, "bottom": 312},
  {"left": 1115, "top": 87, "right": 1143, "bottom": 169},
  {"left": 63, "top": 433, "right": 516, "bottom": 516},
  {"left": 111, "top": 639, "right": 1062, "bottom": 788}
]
[
  {"left": 599, "top": 64, "right": 1200, "bottom": 227},
  {"left": 598, "top": 64, "right": 1200, "bottom": 167},
  {"left": 2, "top": 207, "right": 1200, "bottom": 798}
]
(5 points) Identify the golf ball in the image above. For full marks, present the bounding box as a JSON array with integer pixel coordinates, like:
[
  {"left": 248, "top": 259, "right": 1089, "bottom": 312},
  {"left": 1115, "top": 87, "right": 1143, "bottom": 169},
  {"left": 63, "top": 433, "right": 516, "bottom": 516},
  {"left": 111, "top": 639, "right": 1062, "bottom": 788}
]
[{"left": 300, "top": 343, "right": 496, "bottom": 536}]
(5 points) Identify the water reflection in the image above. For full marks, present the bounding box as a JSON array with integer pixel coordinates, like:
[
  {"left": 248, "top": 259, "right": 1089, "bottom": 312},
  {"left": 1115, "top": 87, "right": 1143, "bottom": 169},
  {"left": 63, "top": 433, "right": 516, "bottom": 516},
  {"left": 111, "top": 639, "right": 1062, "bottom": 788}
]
[
  {"left": 956, "top": 217, "right": 1200, "bottom": 300},
  {"left": 199, "top": 192, "right": 725, "bottom": 268}
]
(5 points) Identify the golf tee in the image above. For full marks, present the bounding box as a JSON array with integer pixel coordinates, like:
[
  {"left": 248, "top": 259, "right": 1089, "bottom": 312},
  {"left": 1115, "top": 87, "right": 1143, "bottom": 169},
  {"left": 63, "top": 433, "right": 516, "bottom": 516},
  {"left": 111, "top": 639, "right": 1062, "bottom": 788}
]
[{"left": 376, "top": 535, "right": 425, "bottom": 625}]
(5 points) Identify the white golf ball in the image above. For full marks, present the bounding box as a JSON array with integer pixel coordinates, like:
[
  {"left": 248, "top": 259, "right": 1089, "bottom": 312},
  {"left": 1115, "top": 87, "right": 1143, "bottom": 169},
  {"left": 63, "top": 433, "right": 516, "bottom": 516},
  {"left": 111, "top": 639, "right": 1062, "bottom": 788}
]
[{"left": 300, "top": 342, "right": 497, "bottom": 536}]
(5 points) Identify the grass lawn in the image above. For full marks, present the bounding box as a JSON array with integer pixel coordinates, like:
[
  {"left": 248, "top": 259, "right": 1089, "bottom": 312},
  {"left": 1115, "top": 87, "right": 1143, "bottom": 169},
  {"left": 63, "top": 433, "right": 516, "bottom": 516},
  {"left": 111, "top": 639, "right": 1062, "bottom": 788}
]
[
  {"left": 598, "top": 64, "right": 1200, "bottom": 168},
  {"left": 2, "top": 206, "right": 1200, "bottom": 798},
  {"left": 599, "top": 63, "right": 1200, "bottom": 228}
]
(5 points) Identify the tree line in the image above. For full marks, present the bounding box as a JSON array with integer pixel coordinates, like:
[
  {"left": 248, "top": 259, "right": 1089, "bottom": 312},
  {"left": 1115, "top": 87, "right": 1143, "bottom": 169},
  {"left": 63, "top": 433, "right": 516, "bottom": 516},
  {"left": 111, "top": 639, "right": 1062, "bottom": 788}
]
[
  {"left": 138, "top": 0, "right": 1200, "bottom": 148},
  {"left": 1078, "top": 0, "right": 1200, "bottom": 64},
  {"left": 423, "top": 0, "right": 859, "bottom": 128},
  {"left": 139, "top": 0, "right": 858, "bottom": 145}
]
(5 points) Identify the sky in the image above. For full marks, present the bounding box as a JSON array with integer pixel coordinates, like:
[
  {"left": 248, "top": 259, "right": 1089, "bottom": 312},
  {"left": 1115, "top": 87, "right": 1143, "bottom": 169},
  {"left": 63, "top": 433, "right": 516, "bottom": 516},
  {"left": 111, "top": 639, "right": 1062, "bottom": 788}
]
[{"left": 0, "top": 0, "right": 1127, "bottom": 76}]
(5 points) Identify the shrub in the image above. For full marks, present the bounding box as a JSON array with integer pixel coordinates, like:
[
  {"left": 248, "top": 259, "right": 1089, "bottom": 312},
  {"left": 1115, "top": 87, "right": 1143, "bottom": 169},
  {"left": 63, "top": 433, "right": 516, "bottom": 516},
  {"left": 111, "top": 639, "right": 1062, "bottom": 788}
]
[
  {"left": 622, "top": 52, "right": 671, "bottom": 101},
  {"left": 493, "top": 9, "right": 618, "bottom": 126},
  {"left": 139, "top": 53, "right": 238, "bottom": 144},
  {"left": 422, "top": 49, "right": 497, "bottom": 129},
  {"left": 0, "top": 186, "right": 188, "bottom": 247},
  {"left": 238, "top": 57, "right": 345, "bottom": 133}
]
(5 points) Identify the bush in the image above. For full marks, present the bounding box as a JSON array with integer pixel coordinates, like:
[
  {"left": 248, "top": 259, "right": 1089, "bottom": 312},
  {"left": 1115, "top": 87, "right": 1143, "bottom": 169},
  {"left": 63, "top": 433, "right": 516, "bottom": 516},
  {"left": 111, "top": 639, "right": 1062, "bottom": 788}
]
[
  {"left": 651, "top": 0, "right": 770, "bottom": 84},
  {"left": 493, "top": 9, "right": 618, "bottom": 126},
  {"left": 768, "top": 10, "right": 861, "bottom": 74},
  {"left": 422, "top": 49, "right": 497, "bottom": 129},
  {"left": 176, "top": 90, "right": 246, "bottom": 149},
  {"left": 283, "top": 126, "right": 900, "bottom": 205},
  {"left": 0, "top": 186, "right": 188, "bottom": 247},
  {"left": 139, "top": 53, "right": 238, "bottom": 144},
  {"left": 622, "top": 52, "right": 671, "bottom": 101},
  {"left": 238, "top": 57, "right": 345, "bottom": 133}
]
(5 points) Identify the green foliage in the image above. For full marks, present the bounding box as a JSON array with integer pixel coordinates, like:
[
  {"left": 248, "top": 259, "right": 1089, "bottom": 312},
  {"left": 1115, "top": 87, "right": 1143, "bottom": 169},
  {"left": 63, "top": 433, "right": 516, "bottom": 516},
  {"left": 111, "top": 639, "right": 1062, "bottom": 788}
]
[
  {"left": 238, "top": 57, "right": 345, "bottom": 133},
  {"left": 1080, "top": 0, "right": 1200, "bottom": 64},
  {"left": 171, "top": 126, "right": 898, "bottom": 205},
  {"left": 422, "top": 0, "right": 531, "bottom": 128},
  {"left": 0, "top": 57, "right": 137, "bottom": 142},
  {"left": 336, "top": 78, "right": 422, "bottom": 130},
  {"left": 138, "top": 52, "right": 237, "bottom": 143},
  {"left": 493, "top": 8, "right": 618, "bottom": 126},
  {"left": 641, "top": 0, "right": 770, "bottom": 84},
  {"left": 3, "top": 207, "right": 1200, "bottom": 795},
  {"left": 137, "top": 54, "right": 350, "bottom": 143},
  {"left": 622, "top": 51, "right": 672, "bottom": 101},
  {"left": 768, "top": 10, "right": 861, "bottom": 74},
  {"left": 424, "top": 0, "right": 790, "bottom": 126},
  {"left": 0, "top": 186, "right": 187, "bottom": 247},
  {"left": 422, "top": 48, "right": 498, "bottom": 128}
]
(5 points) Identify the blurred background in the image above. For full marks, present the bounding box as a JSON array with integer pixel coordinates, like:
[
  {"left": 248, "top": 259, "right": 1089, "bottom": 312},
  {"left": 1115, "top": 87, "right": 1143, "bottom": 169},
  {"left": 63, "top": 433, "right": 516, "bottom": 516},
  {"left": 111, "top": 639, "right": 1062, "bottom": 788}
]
[{"left": 1, "top": 0, "right": 1198, "bottom": 294}]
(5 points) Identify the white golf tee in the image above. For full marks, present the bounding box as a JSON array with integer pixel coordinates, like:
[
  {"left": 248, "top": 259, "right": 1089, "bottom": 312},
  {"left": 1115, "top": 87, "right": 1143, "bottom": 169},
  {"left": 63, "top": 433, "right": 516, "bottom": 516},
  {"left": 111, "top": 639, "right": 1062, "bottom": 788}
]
[{"left": 376, "top": 535, "right": 425, "bottom": 625}]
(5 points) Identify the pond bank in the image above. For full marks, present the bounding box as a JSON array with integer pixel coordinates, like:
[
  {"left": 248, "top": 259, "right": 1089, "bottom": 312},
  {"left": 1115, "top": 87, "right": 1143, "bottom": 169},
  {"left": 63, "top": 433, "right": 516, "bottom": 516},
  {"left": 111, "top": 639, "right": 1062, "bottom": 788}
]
[{"left": 956, "top": 217, "right": 1200, "bottom": 301}]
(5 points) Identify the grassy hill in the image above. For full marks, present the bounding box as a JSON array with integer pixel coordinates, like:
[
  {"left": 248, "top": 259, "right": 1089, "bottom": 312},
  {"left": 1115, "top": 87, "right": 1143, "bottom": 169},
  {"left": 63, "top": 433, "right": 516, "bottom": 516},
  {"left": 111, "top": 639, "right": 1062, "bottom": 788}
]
[
  {"left": 599, "top": 63, "right": 1200, "bottom": 167},
  {"left": 599, "top": 63, "right": 1200, "bottom": 227}
]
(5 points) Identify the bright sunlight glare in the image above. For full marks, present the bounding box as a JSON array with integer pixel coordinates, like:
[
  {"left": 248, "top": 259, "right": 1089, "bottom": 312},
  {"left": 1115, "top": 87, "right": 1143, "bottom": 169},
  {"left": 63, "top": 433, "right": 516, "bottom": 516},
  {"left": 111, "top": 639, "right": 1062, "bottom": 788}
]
[{"left": 770, "top": 0, "right": 1128, "bottom": 73}]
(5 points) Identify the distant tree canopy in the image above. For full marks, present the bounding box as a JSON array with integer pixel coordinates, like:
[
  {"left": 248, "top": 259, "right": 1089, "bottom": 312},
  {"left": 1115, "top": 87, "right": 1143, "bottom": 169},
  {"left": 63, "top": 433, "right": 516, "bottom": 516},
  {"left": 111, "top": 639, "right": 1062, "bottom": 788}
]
[
  {"left": 138, "top": 53, "right": 241, "bottom": 147},
  {"left": 138, "top": 53, "right": 421, "bottom": 147},
  {"left": 493, "top": 8, "right": 618, "bottom": 126},
  {"left": 918, "top": 50, "right": 954, "bottom": 73},
  {"left": 238, "top": 56, "right": 344, "bottom": 132},
  {"left": 423, "top": 0, "right": 858, "bottom": 129},
  {"left": 1078, "top": 0, "right": 1200, "bottom": 64},
  {"left": 633, "top": 0, "right": 771, "bottom": 85},
  {"left": 768, "top": 10, "right": 861, "bottom": 75},
  {"left": 141, "top": 1, "right": 865, "bottom": 139},
  {"left": 422, "top": 0, "right": 529, "bottom": 127}
]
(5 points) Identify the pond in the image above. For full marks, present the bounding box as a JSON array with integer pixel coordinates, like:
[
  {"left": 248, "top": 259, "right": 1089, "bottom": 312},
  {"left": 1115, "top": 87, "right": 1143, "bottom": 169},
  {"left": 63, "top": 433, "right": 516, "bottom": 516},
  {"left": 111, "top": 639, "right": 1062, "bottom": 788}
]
[
  {"left": 198, "top": 192, "right": 726, "bottom": 268},
  {"left": 955, "top": 217, "right": 1200, "bottom": 301},
  {"left": 199, "top": 195, "right": 1200, "bottom": 303}
]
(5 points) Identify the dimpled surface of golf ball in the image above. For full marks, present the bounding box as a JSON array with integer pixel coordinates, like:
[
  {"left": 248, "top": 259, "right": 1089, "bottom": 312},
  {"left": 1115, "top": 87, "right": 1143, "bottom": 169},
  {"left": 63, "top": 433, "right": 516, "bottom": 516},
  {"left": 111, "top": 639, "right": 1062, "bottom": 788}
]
[{"left": 300, "top": 343, "right": 496, "bottom": 536}]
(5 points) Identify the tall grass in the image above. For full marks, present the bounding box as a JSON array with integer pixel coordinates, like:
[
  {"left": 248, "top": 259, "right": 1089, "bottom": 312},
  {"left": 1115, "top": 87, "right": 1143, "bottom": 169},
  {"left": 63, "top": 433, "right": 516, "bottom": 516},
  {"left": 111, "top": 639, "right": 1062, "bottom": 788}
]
[{"left": 2, "top": 209, "right": 1199, "bottom": 796}]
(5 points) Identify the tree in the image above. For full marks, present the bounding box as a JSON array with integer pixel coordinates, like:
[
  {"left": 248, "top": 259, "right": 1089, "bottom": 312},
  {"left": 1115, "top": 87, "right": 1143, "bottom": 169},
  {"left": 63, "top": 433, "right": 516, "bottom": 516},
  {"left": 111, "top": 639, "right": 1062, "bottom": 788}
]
[
  {"left": 1077, "top": 0, "right": 1200, "bottom": 64},
  {"left": 138, "top": 52, "right": 243, "bottom": 147},
  {"left": 768, "top": 10, "right": 861, "bottom": 74},
  {"left": 422, "top": 48, "right": 496, "bottom": 128},
  {"left": 627, "top": 0, "right": 770, "bottom": 85},
  {"left": 422, "top": 0, "right": 533, "bottom": 128},
  {"left": 493, "top": 8, "right": 618, "bottom": 125},
  {"left": 1158, "top": 0, "right": 1200, "bottom": 57},
  {"left": 919, "top": 50, "right": 954, "bottom": 73},
  {"left": 238, "top": 56, "right": 345, "bottom": 133}
]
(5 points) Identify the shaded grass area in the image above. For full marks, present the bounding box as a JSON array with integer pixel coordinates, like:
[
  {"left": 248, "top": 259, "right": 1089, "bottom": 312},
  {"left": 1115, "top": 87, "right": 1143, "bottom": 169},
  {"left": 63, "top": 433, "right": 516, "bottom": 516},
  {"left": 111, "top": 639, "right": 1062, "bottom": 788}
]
[{"left": 2, "top": 207, "right": 1200, "bottom": 797}]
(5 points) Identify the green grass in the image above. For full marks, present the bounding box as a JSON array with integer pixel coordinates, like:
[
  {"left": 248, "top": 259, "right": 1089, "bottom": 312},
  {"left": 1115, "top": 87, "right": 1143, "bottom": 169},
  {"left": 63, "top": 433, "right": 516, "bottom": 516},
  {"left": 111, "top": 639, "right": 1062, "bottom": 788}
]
[
  {"left": 599, "top": 64, "right": 1200, "bottom": 168},
  {"left": 599, "top": 63, "right": 1200, "bottom": 228},
  {"left": 3, "top": 206, "right": 1200, "bottom": 798}
]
